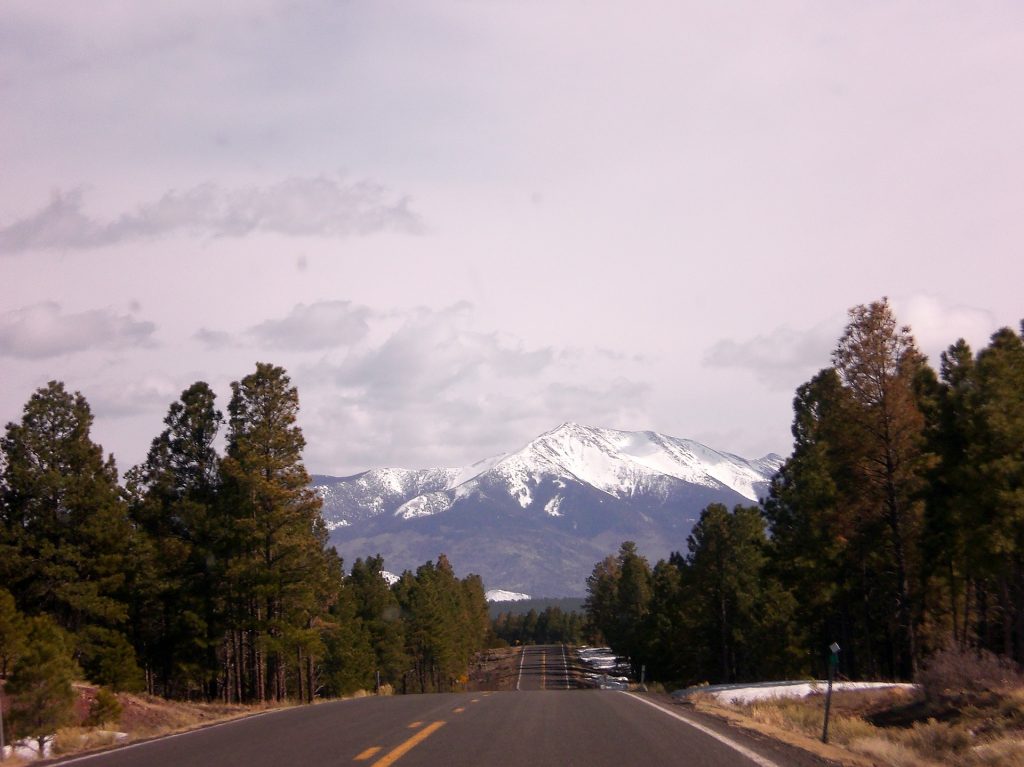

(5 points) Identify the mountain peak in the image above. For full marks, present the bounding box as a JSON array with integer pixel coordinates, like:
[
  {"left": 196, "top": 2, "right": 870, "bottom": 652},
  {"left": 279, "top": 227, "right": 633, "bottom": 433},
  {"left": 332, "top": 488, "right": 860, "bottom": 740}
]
[{"left": 314, "top": 423, "right": 784, "bottom": 596}]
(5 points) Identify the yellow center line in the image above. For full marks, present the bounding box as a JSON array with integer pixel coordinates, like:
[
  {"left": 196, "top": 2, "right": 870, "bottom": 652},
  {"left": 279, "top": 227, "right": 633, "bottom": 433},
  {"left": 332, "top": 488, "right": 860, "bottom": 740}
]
[
  {"left": 407, "top": 721, "right": 423, "bottom": 729},
  {"left": 470, "top": 698, "right": 480, "bottom": 704},
  {"left": 370, "top": 721, "right": 447, "bottom": 767},
  {"left": 452, "top": 706, "right": 465, "bottom": 713},
  {"left": 355, "top": 746, "right": 382, "bottom": 761}
]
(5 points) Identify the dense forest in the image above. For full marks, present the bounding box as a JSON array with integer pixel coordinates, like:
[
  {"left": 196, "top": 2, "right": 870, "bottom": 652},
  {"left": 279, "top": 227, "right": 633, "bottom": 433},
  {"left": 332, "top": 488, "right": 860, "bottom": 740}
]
[
  {"left": 586, "top": 299, "right": 1024, "bottom": 687},
  {"left": 0, "top": 363, "right": 491, "bottom": 742}
]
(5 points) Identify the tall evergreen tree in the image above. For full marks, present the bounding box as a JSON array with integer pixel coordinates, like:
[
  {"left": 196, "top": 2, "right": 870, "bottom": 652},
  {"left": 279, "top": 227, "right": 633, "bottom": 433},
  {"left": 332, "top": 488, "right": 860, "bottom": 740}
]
[
  {"left": 0, "top": 587, "right": 27, "bottom": 678},
  {"left": 831, "top": 299, "right": 931, "bottom": 678},
  {"left": 125, "top": 382, "right": 224, "bottom": 697},
  {"left": 322, "top": 559, "right": 376, "bottom": 696},
  {"left": 0, "top": 382, "right": 139, "bottom": 686},
  {"left": 613, "top": 542, "right": 653, "bottom": 671},
  {"left": 682, "top": 505, "right": 776, "bottom": 683},
  {"left": 921, "top": 340, "right": 977, "bottom": 651},
  {"left": 764, "top": 368, "right": 870, "bottom": 677},
  {"left": 6, "top": 616, "right": 78, "bottom": 755},
  {"left": 220, "top": 363, "right": 334, "bottom": 702},
  {"left": 584, "top": 554, "right": 621, "bottom": 644},
  {"left": 348, "top": 556, "right": 408, "bottom": 687},
  {"left": 970, "top": 326, "right": 1024, "bottom": 660}
]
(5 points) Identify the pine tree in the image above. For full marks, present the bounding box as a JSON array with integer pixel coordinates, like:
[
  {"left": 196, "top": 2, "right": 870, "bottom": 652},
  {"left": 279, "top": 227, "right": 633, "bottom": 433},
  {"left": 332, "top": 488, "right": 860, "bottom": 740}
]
[
  {"left": 970, "top": 326, "right": 1024, "bottom": 660},
  {"left": 6, "top": 616, "right": 78, "bottom": 755},
  {"left": 220, "top": 363, "right": 333, "bottom": 702},
  {"left": 584, "top": 554, "right": 620, "bottom": 644},
  {"left": 322, "top": 564, "right": 376, "bottom": 696},
  {"left": 831, "top": 299, "right": 931, "bottom": 678},
  {"left": 125, "top": 382, "right": 224, "bottom": 698},
  {"left": 0, "top": 382, "right": 139, "bottom": 686},
  {"left": 0, "top": 587, "right": 27, "bottom": 678},
  {"left": 613, "top": 542, "right": 652, "bottom": 672},
  {"left": 348, "top": 556, "right": 408, "bottom": 686},
  {"left": 642, "top": 558, "right": 685, "bottom": 682},
  {"left": 764, "top": 368, "right": 866, "bottom": 677},
  {"left": 921, "top": 340, "right": 977, "bottom": 651}
]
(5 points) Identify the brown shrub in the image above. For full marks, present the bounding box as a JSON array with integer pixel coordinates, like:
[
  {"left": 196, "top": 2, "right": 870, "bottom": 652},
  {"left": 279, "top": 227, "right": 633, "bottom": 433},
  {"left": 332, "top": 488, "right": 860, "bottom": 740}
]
[{"left": 918, "top": 646, "right": 1024, "bottom": 701}]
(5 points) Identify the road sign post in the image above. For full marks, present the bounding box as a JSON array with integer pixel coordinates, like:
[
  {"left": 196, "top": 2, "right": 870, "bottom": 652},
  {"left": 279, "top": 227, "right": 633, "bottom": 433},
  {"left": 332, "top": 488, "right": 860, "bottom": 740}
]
[{"left": 822, "top": 642, "right": 840, "bottom": 743}]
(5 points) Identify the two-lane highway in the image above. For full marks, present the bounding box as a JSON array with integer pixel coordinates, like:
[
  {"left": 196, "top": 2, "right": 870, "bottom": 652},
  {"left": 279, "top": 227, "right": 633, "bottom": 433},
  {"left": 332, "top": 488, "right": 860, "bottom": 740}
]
[
  {"left": 52, "top": 687, "right": 820, "bottom": 767},
  {"left": 53, "top": 647, "right": 827, "bottom": 767},
  {"left": 516, "top": 644, "right": 575, "bottom": 690}
]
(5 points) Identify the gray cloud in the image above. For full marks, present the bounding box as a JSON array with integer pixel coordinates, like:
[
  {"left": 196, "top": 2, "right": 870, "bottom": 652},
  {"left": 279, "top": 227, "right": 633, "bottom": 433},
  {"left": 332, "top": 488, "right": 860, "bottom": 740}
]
[
  {"left": 321, "top": 305, "right": 556, "bottom": 403},
  {"left": 88, "top": 375, "right": 180, "bottom": 419},
  {"left": 0, "top": 302, "right": 156, "bottom": 358},
  {"left": 297, "top": 304, "right": 650, "bottom": 472},
  {"left": 249, "top": 300, "right": 373, "bottom": 351},
  {"left": 542, "top": 379, "right": 652, "bottom": 422},
  {"left": 703, "top": 321, "right": 841, "bottom": 391},
  {"left": 0, "top": 176, "right": 423, "bottom": 253},
  {"left": 193, "top": 327, "right": 238, "bottom": 350}
]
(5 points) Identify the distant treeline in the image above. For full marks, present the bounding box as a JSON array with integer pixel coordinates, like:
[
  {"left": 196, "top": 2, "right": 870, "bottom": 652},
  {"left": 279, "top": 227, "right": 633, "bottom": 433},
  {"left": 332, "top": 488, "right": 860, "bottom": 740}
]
[
  {"left": 487, "top": 597, "right": 585, "bottom": 619},
  {"left": 586, "top": 299, "right": 1024, "bottom": 687},
  {"left": 0, "top": 363, "right": 491, "bottom": 725},
  {"left": 492, "top": 606, "right": 586, "bottom": 646}
]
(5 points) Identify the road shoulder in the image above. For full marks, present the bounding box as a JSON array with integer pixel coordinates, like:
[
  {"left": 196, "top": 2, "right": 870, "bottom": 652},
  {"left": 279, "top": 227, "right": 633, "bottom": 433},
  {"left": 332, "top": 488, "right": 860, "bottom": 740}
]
[{"left": 626, "top": 692, "right": 870, "bottom": 767}]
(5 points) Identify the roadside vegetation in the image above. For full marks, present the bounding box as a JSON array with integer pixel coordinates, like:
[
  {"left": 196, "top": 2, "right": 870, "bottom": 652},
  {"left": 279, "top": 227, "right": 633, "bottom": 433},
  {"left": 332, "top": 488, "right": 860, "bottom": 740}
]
[
  {"left": 0, "top": 364, "right": 493, "bottom": 755},
  {"left": 585, "top": 299, "right": 1024, "bottom": 688},
  {"left": 689, "top": 646, "right": 1024, "bottom": 766},
  {"left": 1, "top": 680, "right": 289, "bottom": 763}
]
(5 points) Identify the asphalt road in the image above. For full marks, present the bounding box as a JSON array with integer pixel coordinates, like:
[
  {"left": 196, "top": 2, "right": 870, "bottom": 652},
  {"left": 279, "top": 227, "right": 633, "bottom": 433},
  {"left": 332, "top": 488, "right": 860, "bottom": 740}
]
[
  {"left": 516, "top": 643, "right": 577, "bottom": 690},
  {"left": 53, "top": 647, "right": 824, "bottom": 767}
]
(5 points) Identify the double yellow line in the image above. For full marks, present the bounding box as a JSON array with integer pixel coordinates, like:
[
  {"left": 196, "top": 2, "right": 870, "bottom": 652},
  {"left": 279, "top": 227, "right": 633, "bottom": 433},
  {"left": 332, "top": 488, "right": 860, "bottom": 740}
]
[
  {"left": 354, "top": 699, "right": 483, "bottom": 766},
  {"left": 355, "top": 721, "right": 447, "bottom": 767}
]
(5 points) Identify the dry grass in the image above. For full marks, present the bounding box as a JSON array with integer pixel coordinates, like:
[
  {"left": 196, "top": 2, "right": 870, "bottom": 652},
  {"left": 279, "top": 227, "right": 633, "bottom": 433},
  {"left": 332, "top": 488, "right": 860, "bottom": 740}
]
[
  {"left": 1, "top": 683, "right": 296, "bottom": 761},
  {"left": 699, "top": 683, "right": 1024, "bottom": 767},
  {"left": 53, "top": 727, "right": 127, "bottom": 755},
  {"left": 847, "top": 735, "right": 944, "bottom": 767}
]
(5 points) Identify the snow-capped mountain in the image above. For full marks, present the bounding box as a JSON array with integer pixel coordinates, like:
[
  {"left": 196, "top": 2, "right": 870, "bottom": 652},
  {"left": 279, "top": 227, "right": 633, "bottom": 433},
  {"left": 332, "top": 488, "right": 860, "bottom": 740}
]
[
  {"left": 314, "top": 467, "right": 461, "bottom": 529},
  {"left": 313, "top": 423, "right": 783, "bottom": 596}
]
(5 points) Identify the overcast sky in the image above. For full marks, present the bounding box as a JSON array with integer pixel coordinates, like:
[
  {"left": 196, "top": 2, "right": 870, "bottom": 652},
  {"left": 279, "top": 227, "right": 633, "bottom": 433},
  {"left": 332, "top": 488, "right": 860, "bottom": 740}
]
[{"left": 3, "top": 1, "right": 1022, "bottom": 475}]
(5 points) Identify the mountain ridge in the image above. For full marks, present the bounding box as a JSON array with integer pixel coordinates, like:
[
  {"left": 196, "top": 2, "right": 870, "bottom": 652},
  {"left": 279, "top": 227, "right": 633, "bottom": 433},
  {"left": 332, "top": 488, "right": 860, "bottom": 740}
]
[{"left": 313, "top": 423, "right": 782, "bottom": 596}]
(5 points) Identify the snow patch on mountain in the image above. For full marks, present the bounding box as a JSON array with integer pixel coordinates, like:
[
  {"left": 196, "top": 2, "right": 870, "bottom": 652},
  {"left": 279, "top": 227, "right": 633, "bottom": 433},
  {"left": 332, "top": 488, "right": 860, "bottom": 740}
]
[
  {"left": 314, "top": 423, "right": 782, "bottom": 530},
  {"left": 545, "top": 496, "right": 563, "bottom": 517},
  {"left": 398, "top": 491, "right": 453, "bottom": 519},
  {"left": 486, "top": 589, "right": 531, "bottom": 602},
  {"left": 493, "top": 422, "right": 780, "bottom": 504}
]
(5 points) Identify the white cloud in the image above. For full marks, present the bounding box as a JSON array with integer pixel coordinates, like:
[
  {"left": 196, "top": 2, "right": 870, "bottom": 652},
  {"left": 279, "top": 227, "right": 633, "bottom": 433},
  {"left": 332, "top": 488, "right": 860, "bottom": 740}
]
[
  {"left": 295, "top": 304, "right": 650, "bottom": 472},
  {"left": 0, "top": 177, "right": 422, "bottom": 253},
  {"left": 88, "top": 375, "right": 181, "bottom": 419},
  {"left": 0, "top": 302, "right": 156, "bottom": 358},
  {"left": 317, "top": 304, "right": 556, "bottom": 403},
  {"left": 194, "top": 327, "right": 238, "bottom": 350},
  {"left": 703, "top": 319, "right": 843, "bottom": 391},
  {"left": 248, "top": 300, "right": 373, "bottom": 350},
  {"left": 891, "top": 294, "right": 999, "bottom": 361}
]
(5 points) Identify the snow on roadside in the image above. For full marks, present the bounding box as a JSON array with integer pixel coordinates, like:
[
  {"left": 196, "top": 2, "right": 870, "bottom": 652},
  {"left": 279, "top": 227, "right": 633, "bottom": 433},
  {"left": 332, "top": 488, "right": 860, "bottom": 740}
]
[{"left": 674, "top": 680, "right": 917, "bottom": 705}]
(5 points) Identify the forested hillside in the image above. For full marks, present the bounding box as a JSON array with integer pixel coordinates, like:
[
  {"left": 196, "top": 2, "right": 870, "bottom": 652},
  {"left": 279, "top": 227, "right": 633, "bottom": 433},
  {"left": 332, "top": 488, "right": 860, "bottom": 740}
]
[
  {"left": 0, "top": 363, "right": 491, "bottom": 744},
  {"left": 586, "top": 299, "right": 1024, "bottom": 687}
]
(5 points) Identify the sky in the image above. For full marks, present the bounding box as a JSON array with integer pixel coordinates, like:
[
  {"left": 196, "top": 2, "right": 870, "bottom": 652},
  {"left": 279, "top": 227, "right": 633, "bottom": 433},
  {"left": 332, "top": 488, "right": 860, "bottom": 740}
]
[{"left": 2, "top": 1, "right": 1023, "bottom": 476}]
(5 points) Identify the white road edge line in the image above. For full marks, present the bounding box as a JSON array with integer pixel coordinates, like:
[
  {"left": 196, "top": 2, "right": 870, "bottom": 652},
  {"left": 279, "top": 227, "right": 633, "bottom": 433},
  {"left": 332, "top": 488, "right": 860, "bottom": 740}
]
[
  {"left": 561, "top": 644, "right": 568, "bottom": 690},
  {"left": 516, "top": 645, "right": 526, "bottom": 691},
  {"left": 623, "top": 693, "right": 783, "bottom": 767}
]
